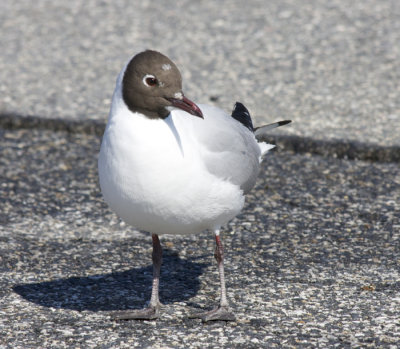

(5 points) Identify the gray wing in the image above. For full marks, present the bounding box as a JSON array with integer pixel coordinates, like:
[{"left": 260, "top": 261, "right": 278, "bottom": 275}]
[{"left": 195, "top": 104, "right": 261, "bottom": 194}]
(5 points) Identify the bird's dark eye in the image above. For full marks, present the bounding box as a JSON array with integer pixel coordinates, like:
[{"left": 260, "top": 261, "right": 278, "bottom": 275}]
[
  {"left": 143, "top": 74, "right": 158, "bottom": 87},
  {"left": 146, "top": 77, "right": 157, "bottom": 86}
]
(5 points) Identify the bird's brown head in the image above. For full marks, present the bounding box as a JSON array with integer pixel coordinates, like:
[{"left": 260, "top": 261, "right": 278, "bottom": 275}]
[{"left": 122, "top": 50, "right": 203, "bottom": 119}]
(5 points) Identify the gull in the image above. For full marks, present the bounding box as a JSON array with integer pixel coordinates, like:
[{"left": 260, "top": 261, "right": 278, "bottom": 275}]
[{"left": 98, "top": 50, "right": 291, "bottom": 321}]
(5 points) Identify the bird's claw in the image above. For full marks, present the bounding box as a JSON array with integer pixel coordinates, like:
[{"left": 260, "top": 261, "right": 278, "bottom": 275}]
[
  {"left": 189, "top": 306, "right": 236, "bottom": 322},
  {"left": 111, "top": 305, "right": 160, "bottom": 320}
]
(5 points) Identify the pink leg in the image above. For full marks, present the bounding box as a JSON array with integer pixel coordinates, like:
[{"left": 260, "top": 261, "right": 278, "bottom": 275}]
[
  {"left": 190, "top": 230, "right": 236, "bottom": 322},
  {"left": 113, "top": 234, "right": 162, "bottom": 320}
]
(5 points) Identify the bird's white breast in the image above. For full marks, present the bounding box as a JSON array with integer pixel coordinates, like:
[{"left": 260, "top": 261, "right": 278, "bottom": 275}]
[{"left": 98, "top": 102, "right": 246, "bottom": 235}]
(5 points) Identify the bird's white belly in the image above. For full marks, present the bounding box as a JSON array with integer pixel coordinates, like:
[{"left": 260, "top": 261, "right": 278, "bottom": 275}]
[{"left": 98, "top": 114, "right": 244, "bottom": 235}]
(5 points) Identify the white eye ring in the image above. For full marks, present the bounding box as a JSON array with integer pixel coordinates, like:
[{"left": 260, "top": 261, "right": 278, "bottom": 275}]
[{"left": 143, "top": 74, "right": 158, "bottom": 87}]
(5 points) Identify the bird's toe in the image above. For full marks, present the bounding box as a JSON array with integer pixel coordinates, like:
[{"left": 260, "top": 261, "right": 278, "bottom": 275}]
[
  {"left": 111, "top": 305, "right": 160, "bottom": 321},
  {"left": 189, "top": 306, "right": 236, "bottom": 322}
]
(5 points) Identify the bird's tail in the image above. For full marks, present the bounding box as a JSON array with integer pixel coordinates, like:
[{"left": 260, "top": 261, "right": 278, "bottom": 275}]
[
  {"left": 230, "top": 102, "right": 292, "bottom": 156},
  {"left": 258, "top": 142, "right": 276, "bottom": 156},
  {"left": 255, "top": 120, "right": 292, "bottom": 156}
]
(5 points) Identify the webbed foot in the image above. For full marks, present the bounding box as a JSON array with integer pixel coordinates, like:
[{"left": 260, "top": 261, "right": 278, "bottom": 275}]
[{"left": 190, "top": 306, "right": 236, "bottom": 322}]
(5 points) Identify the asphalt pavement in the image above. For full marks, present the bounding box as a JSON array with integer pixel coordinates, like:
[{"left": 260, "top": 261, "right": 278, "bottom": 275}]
[{"left": 1, "top": 1, "right": 400, "bottom": 348}]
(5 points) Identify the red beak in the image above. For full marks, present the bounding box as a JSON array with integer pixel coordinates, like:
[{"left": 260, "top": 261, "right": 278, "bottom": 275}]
[{"left": 167, "top": 95, "right": 203, "bottom": 118}]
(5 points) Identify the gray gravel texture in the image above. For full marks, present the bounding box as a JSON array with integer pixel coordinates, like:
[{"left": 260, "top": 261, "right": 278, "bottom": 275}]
[
  {"left": 2, "top": 0, "right": 400, "bottom": 347},
  {"left": 1, "top": 0, "right": 400, "bottom": 147},
  {"left": 1, "top": 127, "right": 399, "bottom": 348}
]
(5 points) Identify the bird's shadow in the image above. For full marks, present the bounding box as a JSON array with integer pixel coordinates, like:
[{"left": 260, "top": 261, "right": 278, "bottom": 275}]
[{"left": 13, "top": 250, "right": 208, "bottom": 312}]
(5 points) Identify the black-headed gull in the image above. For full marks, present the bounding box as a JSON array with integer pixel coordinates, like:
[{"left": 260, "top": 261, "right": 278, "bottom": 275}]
[{"left": 98, "top": 50, "right": 291, "bottom": 322}]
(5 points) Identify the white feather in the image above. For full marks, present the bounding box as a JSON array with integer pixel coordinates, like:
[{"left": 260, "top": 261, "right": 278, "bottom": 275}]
[{"left": 98, "top": 66, "right": 274, "bottom": 235}]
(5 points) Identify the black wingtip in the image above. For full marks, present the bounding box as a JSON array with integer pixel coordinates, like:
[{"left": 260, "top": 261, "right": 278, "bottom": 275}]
[
  {"left": 232, "top": 102, "right": 248, "bottom": 113},
  {"left": 279, "top": 120, "right": 292, "bottom": 126},
  {"left": 231, "top": 102, "right": 254, "bottom": 131}
]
